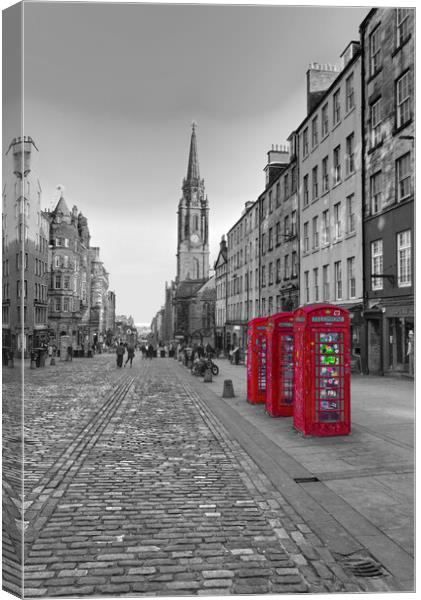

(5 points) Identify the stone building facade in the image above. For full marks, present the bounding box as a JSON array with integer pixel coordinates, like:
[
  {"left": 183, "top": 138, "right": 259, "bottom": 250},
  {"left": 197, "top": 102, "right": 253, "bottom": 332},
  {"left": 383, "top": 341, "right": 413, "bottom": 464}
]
[
  {"left": 360, "top": 8, "right": 415, "bottom": 376},
  {"left": 259, "top": 145, "right": 299, "bottom": 317},
  {"left": 45, "top": 188, "right": 115, "bottom": 351},
  {"left": 89, "top": 246, "right": 110, "bottom": 348},
  {"left": 214, "top": 235, "right": 228, "bottom": 354},
  {"left": 2, "top": 137, "right": 49, "bottom": 356},
  {"left": 46, "top": 190, "right": 91, "bottom": 349},
  {"left": 225, "top": 199, "right": 259, "bottom": 353},
  {"left": 297, "top": 47, "right": 364, "bottom": 357}
]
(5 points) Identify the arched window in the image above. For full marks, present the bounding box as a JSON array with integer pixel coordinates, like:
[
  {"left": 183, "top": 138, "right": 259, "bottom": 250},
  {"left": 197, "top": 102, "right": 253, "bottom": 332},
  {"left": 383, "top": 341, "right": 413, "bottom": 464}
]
[
  {"left": 193, "top": 258, "right": 200, "bottom": 279},
  {"left": 192, "top": 214, "right": 199, "bottom": 231}
]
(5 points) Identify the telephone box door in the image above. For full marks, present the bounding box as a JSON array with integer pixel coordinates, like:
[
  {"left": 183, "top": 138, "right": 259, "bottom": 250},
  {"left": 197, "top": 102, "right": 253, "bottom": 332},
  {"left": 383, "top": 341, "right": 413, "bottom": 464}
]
[
  {"left": 266, "top": 313, "right": 294, "bottom": 417},
  {"left": 247, "top": 318, "right": 268, "bottom": 404}
]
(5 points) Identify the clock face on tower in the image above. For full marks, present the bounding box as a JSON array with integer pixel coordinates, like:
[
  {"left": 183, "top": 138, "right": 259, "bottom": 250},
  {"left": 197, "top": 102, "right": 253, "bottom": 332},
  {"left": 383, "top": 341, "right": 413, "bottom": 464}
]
[{"left": 190, "top": 233, "right": 200, "bottom": 244}]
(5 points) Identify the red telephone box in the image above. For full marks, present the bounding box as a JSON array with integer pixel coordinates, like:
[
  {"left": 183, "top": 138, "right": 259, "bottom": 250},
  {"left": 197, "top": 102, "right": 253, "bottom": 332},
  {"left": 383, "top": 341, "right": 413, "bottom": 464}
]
[
  {"left": 266, "top": 312, "right": 294, "bottom": 417},
  {"left": 293, "top": 304, "right": 351, "bottom": 436},
  {"left": 247, "top": 317, "right": 268, "bottom": 404}
]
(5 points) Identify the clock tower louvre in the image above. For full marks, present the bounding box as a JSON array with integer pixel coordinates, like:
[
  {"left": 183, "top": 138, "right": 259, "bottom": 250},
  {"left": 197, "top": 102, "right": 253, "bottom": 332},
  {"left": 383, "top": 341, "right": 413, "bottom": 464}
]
[{"left": 176, "top": 123, "right": 210, "bottom": 283}]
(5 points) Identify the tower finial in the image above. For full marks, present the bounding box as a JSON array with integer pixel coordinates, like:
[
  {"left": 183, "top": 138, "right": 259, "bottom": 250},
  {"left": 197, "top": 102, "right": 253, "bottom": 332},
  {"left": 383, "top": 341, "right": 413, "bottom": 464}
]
[
  {"left": 186, "top": 122, "right": 200, "bottom": 181},
  {"left": 192, "top": 120, "right": 197, "bottom": 132}
]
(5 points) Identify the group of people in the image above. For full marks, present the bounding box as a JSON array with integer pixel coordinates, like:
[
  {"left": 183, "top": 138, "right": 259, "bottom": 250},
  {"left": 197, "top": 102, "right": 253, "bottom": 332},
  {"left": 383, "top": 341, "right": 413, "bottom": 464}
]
[
  {"left": 115, "top": 342, "right": 156, "bottom": 367},
  {"left": 115, "top": 342, "right": 135, "bottom": 367},
  {"left": 178, "top": 342, "right": 215, "bottom": 366}
]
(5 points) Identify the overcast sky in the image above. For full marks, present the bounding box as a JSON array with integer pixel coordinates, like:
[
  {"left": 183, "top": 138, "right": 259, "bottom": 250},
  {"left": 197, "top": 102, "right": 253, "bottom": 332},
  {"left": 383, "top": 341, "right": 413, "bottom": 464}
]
[{"left": 19, "top": 1, "right": 369, "bottom": 325}]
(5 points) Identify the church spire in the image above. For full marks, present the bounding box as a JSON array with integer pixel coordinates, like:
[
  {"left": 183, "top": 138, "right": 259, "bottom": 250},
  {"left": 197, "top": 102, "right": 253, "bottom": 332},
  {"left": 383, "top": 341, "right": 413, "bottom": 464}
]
[{"left": 186, "top": 121, "right": 200, "bottom": 181}]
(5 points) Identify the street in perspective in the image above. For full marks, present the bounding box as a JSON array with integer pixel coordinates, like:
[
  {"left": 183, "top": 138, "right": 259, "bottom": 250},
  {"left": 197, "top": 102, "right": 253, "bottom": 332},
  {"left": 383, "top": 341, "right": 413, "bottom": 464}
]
[
  {"left": 2, "top": 3, "right": 415, "bottom": 599},
  {"left": 3, "top": 352, "right": 414, "bottom": 596}
]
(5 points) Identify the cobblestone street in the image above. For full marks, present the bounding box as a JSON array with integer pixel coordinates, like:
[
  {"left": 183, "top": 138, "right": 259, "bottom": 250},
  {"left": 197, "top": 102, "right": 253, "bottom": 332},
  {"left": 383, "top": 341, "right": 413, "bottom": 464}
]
[{"left": 3, "top": 354, "right": 407, "bottom": 597}]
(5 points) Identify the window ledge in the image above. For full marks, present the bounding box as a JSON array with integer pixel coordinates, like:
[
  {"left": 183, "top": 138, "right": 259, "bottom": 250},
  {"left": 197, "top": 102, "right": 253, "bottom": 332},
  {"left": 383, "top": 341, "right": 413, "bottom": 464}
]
[
  {"left": 332, "top": 238, "right": 343, "bottom": 245},
  {"left": 393, "top": 120, "right": 414, "bottom": 137},
  {"left": 344, "top": 170, "right": 356, "bottom": 182},
  {"left": 392, "top": 34, "right": 412, "bottom": 58},
  {"left": 367, "top": 66, "right": 383, "bottom": 84},
  {"left": 344, "top": 105, "right": 356, "bottom": 119},
  {"left": 345, "top": 231, "right": 357, "bottom": 240},
  {"left": 332, "top": 120, "right": 342, "bottom": 132},
  {"left": 368, "top": 139, "right": 384, "bottom": 155}
]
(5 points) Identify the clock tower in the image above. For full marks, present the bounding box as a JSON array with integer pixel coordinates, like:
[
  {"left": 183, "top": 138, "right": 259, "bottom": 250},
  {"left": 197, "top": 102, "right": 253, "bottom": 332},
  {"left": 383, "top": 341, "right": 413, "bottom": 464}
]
[{"left": 176, "top": 123, "right": 210, "bottom": 282}]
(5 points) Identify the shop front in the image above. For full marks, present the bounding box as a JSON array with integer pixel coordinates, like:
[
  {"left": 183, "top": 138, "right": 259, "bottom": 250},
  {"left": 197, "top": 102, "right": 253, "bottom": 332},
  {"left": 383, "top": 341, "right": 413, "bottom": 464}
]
[
  {"left": 384, "top": 303, "right": 414, "bottom": 377},
  {"left": 362, "top": 300, "right": 414, "bottom": 377}
]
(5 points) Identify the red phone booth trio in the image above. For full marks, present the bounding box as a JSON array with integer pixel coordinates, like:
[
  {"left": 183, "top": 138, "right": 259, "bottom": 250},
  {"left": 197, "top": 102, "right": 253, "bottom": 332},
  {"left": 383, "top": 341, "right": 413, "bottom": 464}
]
[{"left": 247, "top": 303, "right": 351, "bottom": 437}]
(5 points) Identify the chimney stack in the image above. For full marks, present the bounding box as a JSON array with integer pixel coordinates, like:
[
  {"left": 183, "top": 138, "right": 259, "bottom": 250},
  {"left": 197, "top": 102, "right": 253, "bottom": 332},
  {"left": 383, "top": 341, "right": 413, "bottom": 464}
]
[{"left": 306, "top": 63, "right": 341, "bottom": 114}]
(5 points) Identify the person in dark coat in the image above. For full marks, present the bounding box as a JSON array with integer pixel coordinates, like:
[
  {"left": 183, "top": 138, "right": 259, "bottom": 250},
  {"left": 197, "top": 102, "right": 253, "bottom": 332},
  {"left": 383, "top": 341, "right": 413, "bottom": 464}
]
[
  {"left": 125, "top": 344, "right": 135, "bottom": 367},
  {"left": 116, "top": 342, "right": 125, "bottom": 367}
]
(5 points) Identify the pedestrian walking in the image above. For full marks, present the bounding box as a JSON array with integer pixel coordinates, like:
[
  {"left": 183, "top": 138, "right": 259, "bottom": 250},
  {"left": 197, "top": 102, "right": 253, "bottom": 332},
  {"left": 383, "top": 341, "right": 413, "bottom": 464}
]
[
  {"left": 125, "top": 344, "right": 135, "bottom": 367},
  {"left": 147, "top": 344, "right": 154, "bottom": 359},
  {"left": 67, "top": 345, "right": 73, "bottom": 361},
  {"left": 407, "top": 330, "right": 414, "bottom": 376},
  {"left": 116, "top": 342, "right": 125, "bottom": 367}
]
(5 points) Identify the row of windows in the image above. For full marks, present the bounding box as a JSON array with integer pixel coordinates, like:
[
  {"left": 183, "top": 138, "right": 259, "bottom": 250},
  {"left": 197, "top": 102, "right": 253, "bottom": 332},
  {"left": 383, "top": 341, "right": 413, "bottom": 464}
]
[
  {"left": 369, "top": 153, "right": 412, "bottom": 214},
  {"left": 12, "top": 280, "right": 48, "bottom": 301},
  {"left": 262, "top": 212, "right": 298, "bottom": 253},
  {"left": 261, "top": 254, "right": 298, "bottom": 287},
  {"left": 262, "top": 169, "right": 298, "bottom": 216},
  {"left": 303, "top": 194, "right": 356, "bottom": 252},
  {"left": 371, "top": 230, "right": 411, "bottom": 290},
  {"left": 228, "top": 296, "right": 296, "bottom": 321},
  {"left": 302, "top": 72, "right": 355, "bottom": 160},
  {"left": 53, "top": 254, "right": 79, "bottom": 271},
  {"left": 369, "top": 71, "right": 411, "bottom": 150},
  {"left": 228, "top": 252, "right": 299, "bottom": 298},
  {"left": 53, "top": 274, "right": 77, "bottom": 292},
  {"left": 228, "top": 167, "right": 298, "bottom": 247},
  {"left": 35, "top": 235, "right": 49, "bottom": 254},
  {"left": 303, "top": 257, "right": 356, "bottom": 304},
  {"left": 369, "top": 10, "right": 412, "bottom": 79},
  {"left": 216, "top": 307, "right": 226, "bottom": 327},
  {"left": 1, "top": 305, "right": 47, "bottom": 326},
  {"left": 303, "top": 133, "right": 355, "bottom": 207},
  {"left": 52, "top": 296, "right": 76, "bottom": 313}
]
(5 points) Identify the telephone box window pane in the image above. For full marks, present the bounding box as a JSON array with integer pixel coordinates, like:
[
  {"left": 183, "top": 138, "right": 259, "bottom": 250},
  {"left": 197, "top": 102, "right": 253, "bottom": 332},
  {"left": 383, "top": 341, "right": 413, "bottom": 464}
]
[
  {"left": 280, "top": 334, "right": 294, "bottom": 404},
  {"left": 315, "top": 331, "right": 344, "bottom": 423},
  {"left": 257, "top": 336, "right": 267, "bottom": 391}
]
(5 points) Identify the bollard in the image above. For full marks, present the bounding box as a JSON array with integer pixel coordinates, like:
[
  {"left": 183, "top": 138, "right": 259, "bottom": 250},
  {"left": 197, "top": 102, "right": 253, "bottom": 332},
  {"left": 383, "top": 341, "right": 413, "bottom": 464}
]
[
  {"left": 204, "top": 368, "right": 212, "bottom": 383},
  {"left": 50, "top": 357, "right": 56, "bottom": 366},
  {"left": 222, "top": 379, "right": 235, "bottom": 398}
]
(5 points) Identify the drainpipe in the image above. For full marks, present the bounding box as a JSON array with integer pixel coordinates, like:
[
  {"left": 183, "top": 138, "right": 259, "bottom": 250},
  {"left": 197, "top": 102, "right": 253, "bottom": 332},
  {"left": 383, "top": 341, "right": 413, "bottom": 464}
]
[{"left": 360, "top": 24, "right": 369, "bottom": 375}]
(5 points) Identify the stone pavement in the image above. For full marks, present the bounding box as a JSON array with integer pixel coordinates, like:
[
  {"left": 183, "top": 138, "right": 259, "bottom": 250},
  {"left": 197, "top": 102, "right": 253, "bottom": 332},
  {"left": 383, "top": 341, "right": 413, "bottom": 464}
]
[
  {"left": 191, "top": 357, "right": 415, "bottom": 590},
  {"left": 2, "top": 353, "right": 414, "bottom": 597}
]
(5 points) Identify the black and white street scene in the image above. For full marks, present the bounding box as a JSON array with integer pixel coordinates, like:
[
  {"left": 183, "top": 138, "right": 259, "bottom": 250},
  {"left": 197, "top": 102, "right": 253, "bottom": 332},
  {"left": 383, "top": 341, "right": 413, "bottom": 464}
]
[{"left": 2, "top": 1, "right": 415, "bottom": 598}]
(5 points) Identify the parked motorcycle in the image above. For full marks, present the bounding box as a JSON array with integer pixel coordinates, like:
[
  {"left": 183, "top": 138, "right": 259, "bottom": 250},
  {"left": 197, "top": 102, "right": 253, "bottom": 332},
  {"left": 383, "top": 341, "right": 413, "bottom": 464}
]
[{"left": 191, "top": 357, "right": 219, "bottom": 376}]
